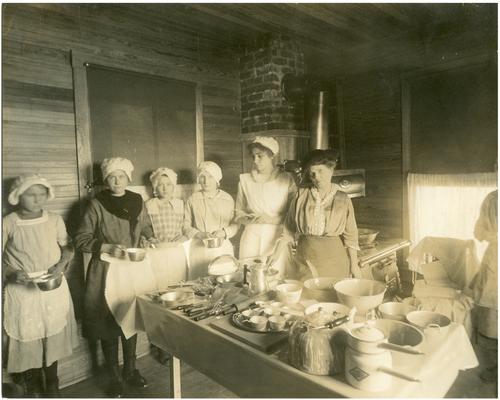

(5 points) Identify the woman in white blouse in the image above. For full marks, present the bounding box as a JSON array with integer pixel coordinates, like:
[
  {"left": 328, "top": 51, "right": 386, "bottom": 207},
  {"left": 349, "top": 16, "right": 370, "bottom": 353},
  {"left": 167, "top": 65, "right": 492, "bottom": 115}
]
[
  {"left": 235, "top": 136, "right": 296, "bottom": 275},
  {"left": 184, "top": 161, "right": 238, "bottom": 279},
  {"left": 269, "top": 149, "right": 361, "bottom": 280}
]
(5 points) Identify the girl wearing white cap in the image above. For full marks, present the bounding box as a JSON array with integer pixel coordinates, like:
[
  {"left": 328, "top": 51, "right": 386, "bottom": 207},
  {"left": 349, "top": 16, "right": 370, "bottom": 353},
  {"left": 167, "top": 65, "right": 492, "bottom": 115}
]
[
  {"left": 145, "top": 167, "right": 187, "bottom": 243},
  {"left": 235, "top": 136, "right": 296, "bottom": 274},
  {"left": 74, "top": 157, "right": 153, "bottom": 397},
  {"left": 184, "top": 161, "right": 238, "bottom": 279},
  {"left": 3, "top": 174, "right": 78, "bottom": 396}
]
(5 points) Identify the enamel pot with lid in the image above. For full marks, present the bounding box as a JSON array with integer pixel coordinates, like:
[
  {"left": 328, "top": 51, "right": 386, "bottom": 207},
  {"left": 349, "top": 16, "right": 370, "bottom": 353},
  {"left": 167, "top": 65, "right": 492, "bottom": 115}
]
[{"left": 345, "top": 324, "right": 393, "bottom": 392}]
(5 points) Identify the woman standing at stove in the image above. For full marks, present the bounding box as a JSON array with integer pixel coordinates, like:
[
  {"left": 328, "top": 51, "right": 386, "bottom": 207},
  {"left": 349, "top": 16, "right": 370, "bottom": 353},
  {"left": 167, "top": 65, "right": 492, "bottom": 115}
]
[{"left": 269, "top": 149, "right": 361, "bottom": 280}]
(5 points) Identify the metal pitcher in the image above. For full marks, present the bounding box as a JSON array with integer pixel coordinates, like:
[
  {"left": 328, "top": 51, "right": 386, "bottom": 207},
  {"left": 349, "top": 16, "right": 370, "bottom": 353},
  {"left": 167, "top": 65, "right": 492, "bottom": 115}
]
[{"left": 243, "top": 259, "right": 269, "bottom": 295}]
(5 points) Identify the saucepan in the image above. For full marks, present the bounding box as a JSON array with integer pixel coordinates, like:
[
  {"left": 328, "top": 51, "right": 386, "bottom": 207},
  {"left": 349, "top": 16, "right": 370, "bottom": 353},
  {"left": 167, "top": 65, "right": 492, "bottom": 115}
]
[{"left": 406, "top": 310, "right": 451, "bottom": 339}]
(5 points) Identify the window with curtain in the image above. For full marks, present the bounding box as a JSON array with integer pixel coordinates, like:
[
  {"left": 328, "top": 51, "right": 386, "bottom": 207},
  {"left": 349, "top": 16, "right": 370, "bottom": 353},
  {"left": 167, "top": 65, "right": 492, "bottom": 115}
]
[{"left": 407, "top": 172, "right": 497, "bottom": 259}]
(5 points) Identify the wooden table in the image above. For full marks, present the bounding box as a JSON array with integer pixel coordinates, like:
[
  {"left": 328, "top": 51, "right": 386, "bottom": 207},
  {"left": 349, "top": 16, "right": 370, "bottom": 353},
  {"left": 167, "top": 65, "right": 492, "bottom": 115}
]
[{"left": 137, "top": 295, "right": 478, "bottom": 398}]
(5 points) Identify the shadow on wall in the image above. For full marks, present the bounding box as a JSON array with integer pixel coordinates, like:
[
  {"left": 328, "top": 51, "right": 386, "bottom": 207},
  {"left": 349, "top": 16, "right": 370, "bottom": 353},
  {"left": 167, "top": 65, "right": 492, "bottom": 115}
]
[{"left": 2, "top": 177, "right": 17, "bottom": 216}]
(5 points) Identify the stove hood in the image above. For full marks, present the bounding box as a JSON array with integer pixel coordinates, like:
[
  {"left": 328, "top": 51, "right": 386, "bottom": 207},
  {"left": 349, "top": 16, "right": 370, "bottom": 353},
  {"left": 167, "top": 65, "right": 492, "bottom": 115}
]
[{"left": 280, "top": 84, "right": 366, "bottom": 198}]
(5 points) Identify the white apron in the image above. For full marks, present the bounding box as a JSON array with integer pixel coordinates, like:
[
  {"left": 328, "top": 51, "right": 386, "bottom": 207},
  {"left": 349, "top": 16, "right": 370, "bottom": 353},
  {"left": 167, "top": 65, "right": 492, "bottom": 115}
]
[{"left": 4, "top": 278, "right": 71, "bottom": 342}]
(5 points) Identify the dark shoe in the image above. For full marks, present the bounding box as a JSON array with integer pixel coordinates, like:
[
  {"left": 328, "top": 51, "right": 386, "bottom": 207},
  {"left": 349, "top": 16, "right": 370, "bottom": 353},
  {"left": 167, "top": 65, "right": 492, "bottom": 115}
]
[
  {"left": 107, "top": 379, "right": 125, "bottom": 398},
  {"left": 23, "top": 368, "right": 43, "bottom": 398},
  {"left": 123, "top": 369, "right": 148, "bottom": 388},
  {"left": 480, "top": 365, "right": 498, "bottom": 383},
  {"left": 44, "top": 382, "right": 60, "bottom": 398}
]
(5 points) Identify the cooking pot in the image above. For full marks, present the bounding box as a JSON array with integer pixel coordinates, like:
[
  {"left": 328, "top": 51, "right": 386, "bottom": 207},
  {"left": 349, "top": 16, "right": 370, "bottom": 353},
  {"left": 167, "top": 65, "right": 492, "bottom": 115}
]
[{"left": 345, "top": 322, "right": 421, "bottom": 391}]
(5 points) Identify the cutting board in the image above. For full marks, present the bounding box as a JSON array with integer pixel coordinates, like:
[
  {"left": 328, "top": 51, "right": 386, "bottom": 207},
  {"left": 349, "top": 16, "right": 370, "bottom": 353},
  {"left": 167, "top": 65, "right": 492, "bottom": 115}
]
[{"left": 210, "top": 315, "right": 288, "bottom": 353}]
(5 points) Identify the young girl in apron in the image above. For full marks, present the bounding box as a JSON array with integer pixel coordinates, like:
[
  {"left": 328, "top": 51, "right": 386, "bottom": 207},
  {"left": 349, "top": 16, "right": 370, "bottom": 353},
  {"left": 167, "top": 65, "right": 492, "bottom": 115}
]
[
  {"left": 184, "top": 161, "right": 238, "bottom": 279},
  {"left": 3, "top": 174, "right": 78, "bottom": 396}
]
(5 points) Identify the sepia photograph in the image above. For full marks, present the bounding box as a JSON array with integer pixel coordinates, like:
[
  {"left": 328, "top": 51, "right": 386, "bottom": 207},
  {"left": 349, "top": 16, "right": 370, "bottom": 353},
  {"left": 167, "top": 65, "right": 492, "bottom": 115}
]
[{"left": 1, "top": 2, "right": 498, "bottom": 398}]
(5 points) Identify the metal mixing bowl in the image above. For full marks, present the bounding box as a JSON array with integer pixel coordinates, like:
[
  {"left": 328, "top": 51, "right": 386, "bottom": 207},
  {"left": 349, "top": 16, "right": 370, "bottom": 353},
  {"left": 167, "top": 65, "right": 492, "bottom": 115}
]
[
  {"left": 127, "top": 248, "right": 146, "bottom": 262},
  {"left": 358, "top": 228, "right": 379, "bottom": 245},
  {"left": 34, "top": 272, "right": 63, "bottom": 291},
  {"left": 202, "top": 237, "right": 224, "bottom": 248}
]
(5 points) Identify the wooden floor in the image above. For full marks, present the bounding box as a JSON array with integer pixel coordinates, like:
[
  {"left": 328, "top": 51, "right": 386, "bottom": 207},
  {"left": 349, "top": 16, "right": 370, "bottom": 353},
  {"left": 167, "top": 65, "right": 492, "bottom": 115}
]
[{"left": 55, "top": 336, "right": 498, "bottom": 398}]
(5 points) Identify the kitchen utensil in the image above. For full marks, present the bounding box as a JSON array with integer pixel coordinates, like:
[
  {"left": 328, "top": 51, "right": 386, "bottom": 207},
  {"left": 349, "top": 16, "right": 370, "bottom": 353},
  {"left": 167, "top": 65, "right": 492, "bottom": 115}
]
[
  {"left": 32, "top": 272, "right": 63, "bottom": 291},
  {"left": 248, "top": 315, "right": 268, "bottom": 331},
  {"left": 347, "top": 320, "right": 424, "bottom": 355},
  {"left": 288, "top": 314, "right": 347, "bottom": 375},
  {"left": 127, "top": 248, "right": 146, "bottom": 262},
  {"left": 268, "top": 315, "right": 287, "bottom": 331},
  {"left": 358, "top": 228, "right": 379, "bottom": 246},
  {"left": 243, "top": 260, "right": 270, "bottom": 296},
  {"left": 345, "top": 323, "right": 393, "bottom": 391},
  {"left": 345, "top": 345, "right": 392, "bottom": 391},
  {"left": 334, "top": 279, "right": 386, "bottom": 315},
  {"left": 303, "top": 277, "right": 338, "bottom": 302},
  {"left": 208, "top": 255, "right": 238, "bottom": 276},
  {"left": 406, "top": 310, "right": 451, "bottom": 338},
  {"left": 305, "top": 302, "right": 350, "bottom": 318},
  {"left": 276, "top": 283, "right": 302, "bottom": 304},
  {"left": 377, "top": 366, "right": 420, "bottom": 382},
  {"left": 160, "top": 290, "right": 190, "bottom": 308},
  {"left": 305, "top": 259, "right": 319, "bottom": 279},
  {"left": 378, "top": 302, "right": 417, "bottom": 321},
  {"left": 202, "top": 237, "right": 224, "bottom": 248}
]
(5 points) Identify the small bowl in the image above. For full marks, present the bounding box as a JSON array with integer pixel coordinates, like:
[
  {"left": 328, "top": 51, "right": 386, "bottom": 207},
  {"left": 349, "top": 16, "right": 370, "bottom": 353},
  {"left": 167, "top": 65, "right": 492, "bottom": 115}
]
[
  {"left": 160, "top": 290, "right": 188, "bottom": 308},
  {"left": 406, "top": 310, "right": 451, "bottom": 337},
  {"left": 268, "top": 315, "right": 287, "bottom": 331},
  {"left": 378, "top": 302, "right": 417, "bottom": 321},
  {"left": 270, "top": 301, "right": 284, "bottom": 308},
  {"left": 127, "top": 248, "right": 146, "bottom": 262},
  {"left": 241, "top": 309, "right": 255, "bottom": 318},
  {"left": 248, "top": 315, "right": 268, "bottom": 331},
  {"left": 202, "top": 237, "right": 224, "bottom": 248},
  {"left": 358, "top": 228, "right": 379, "bottom": 245},
  {"left": 263, "top": 307, "right": 277, "bottom": 318},
  {"left": 334, "top": 279, "right": 386, "bottom": 315},
  {"left": 216, "top": 271, "right": 241, "bottom": 285},
  {"left": 276, "top": 283, "right": 303, "bottom": 304},
  {"left": 33, "top": 272, "right": 63, "bottom": 291}
]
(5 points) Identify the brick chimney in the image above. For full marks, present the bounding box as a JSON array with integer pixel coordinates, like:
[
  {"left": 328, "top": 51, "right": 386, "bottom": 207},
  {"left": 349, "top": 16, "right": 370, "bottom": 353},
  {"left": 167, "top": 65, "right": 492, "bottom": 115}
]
[{"left": 239, "top": 34, "right": 309, "bottom": 170}]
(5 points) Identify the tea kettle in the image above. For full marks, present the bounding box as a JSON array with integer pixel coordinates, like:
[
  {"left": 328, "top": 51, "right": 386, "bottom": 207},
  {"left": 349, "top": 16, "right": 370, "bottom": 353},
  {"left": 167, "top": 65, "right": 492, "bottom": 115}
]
[{"left": 243, "top": 259, "right": 276, "bottom": 295}]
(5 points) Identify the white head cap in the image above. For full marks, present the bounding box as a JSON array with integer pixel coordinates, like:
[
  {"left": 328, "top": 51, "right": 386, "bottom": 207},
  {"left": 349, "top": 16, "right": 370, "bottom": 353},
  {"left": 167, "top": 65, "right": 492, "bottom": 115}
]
[
  {"left": 149, "top": 167, "right": 178, "bottom": 189},
  {"left": 8, "top": 174, "right": 55, "bottom": 205},
  {"left": 197, "top": 161, "right": 222, "bottom": 183},
  {"left": 101, "top": 157, "right": 134, "bottom": 182},
  {"left": 252, "top": 136, "right": 279, "bottom": 155}
]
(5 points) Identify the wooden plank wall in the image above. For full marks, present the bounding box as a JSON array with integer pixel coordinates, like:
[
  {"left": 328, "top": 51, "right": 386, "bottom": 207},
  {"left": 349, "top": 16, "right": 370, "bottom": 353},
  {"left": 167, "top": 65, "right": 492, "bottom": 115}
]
[
  {"left": 3, "top": 4, "right": 241, "bottom": 213},
  {"left": 341, "top": 72, "right": 403, "bottom": 239}
]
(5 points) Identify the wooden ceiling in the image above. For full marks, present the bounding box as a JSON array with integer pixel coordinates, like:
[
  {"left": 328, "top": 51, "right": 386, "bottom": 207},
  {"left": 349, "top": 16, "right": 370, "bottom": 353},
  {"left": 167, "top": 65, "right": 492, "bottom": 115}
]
[
  {"left": 129, "top": 3, "right": 497, "bottom": 73},
  {"left": 61, "top": 3, "right": 498, "bottom": 74}
]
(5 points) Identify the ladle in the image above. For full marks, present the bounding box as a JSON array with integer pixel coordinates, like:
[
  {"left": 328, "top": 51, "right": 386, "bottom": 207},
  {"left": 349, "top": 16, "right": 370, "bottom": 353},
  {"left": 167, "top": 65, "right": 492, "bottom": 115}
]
[
  {"left": 377, "top": 367, "right": 421, "bottom": 382},
  {"left": 305, "top": 259, "right": 320, "bottom": 279}
]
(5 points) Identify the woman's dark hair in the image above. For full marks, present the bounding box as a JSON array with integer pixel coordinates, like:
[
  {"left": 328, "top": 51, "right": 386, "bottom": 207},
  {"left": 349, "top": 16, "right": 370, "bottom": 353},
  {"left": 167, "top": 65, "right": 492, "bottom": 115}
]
[
  {"left": 247, "top": 142, "right": 274, "bottom": 158},
  {"left": 302, "top": 149, "right": 339, "bottom": 171}
]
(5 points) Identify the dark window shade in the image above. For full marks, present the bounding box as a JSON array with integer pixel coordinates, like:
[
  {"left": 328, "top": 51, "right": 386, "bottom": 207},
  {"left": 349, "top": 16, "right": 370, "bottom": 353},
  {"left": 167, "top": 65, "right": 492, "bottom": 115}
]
[
  {"left": 410, "top": 63, "right": 497, "bottom": 173},
  {"left": 87, "top": 66, "right": 197, "bottom": 185}
]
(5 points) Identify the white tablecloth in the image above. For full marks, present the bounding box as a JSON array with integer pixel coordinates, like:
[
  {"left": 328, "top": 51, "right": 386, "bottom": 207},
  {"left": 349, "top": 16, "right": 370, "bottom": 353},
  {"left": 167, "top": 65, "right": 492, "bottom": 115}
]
[{"left": 103, "top": 244, "right": 189, "bottom": 338}]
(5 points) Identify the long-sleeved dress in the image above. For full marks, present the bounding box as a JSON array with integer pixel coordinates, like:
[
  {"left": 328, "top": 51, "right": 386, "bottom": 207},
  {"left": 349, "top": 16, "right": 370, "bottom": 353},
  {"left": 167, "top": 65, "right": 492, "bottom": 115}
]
[
  {"left": 184, "top": 190, "right": 238, "bottom": 279},
  {"left": 284, "top": 185, "right": 359, "bottom": 280},
  {"left": 235, "top": 169, "right": 296, "bottom": 264},
  {"left": 74, "top": 190, "right": 153, "bottom": 339},
  {"left": 2, "top": 211, "right": 78, "bottom": 372}
]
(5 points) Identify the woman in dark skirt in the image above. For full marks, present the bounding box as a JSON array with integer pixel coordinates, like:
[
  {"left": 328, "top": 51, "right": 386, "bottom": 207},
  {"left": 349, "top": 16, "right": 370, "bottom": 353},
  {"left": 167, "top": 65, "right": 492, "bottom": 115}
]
[
  {"left": 270, "top": 149, "right": 362, "bottom": 280},
  {"left": 74, "top": 157, "right": 153, "bottom": 397}
]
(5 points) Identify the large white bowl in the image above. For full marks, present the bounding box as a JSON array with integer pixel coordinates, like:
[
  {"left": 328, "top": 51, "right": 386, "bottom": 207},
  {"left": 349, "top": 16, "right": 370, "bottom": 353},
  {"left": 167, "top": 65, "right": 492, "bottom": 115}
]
[
  {"left": 304, "top": 302, "right": 351, "bottom": 317},
  {"left": 334, "top": 279, "right": 386, "bottom": 315},
  {"left": 406, "top": 310, "right": 451, "bottom": 338},
  {"left": 303, "top": 277, "right": 339, "bottom": 302}
]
